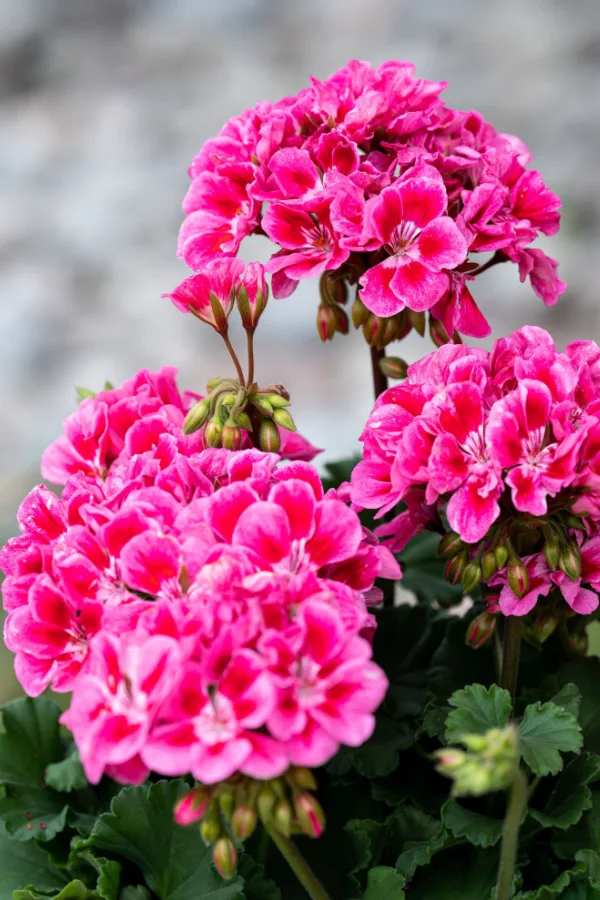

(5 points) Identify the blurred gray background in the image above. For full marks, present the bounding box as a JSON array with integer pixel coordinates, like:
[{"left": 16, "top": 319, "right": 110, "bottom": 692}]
[{"left": 1, "top": 0, "right": 600, "bottom": 699}]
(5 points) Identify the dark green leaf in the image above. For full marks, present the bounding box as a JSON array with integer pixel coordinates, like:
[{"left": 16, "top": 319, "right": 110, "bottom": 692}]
[
  {"left": 398, "top": 532, "right": 463, "bottom": 606},
  {"left": 519, "top": 702, "right": 583, "bottom": 777},
  {"left": 236, "top": 857, "right": 281, "bottom": 900},
  {"left": 328, "top": 716, "right": 414, "bottom": 780},
  {"left": 529, "top": 754, "right": 600, "bottom": 830},
  {"left": 442, "top": 799, "right": 503, "bottom": 848},
  {"left": 394, "top": 808, "right": 445, "bottom": 879},
  {"left": 429, "top": 616, "right": 497, "bottom": 703},
  {"left": 550, "top": 685, "right": 582, "bottom": 722},
  {"left": 552, "top": 786, "right": 600, "bottom": 861},
  {"left": 420, "top": 704, "right": 448, "bottom": 740},
  {"left": 117, "top": 889, "right": 150, "bottom": 900},
  {"left": 558, "top": 659, "right": 600, "bottom": 753},
  {"left": 406, "top": 846, "right": 499, "bottom": 899},
  {"left": 90, "top": 781, "right": 244, "bottom": 900},
  {"left": 445, "top": 684, "right": 511, "bottom": 745},
  {"left": 362, "top": 867, "right": 406, "bottom": 899},
  {"left": 515, "top": 849, "right": 600, "bottom": 899},
  {"left": 45, "top": 752, "right": 88, "bottom": 794},
  {"left": 0, "top": 824, "right": 69, "bottom": 899}
]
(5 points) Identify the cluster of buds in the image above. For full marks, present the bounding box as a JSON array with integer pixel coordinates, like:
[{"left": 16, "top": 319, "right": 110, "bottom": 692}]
[
  {"left": 316, "top": 271, "right": 349, "bottom": 342},
  {"left": 434, "top": 726, "right": 519, "bottom": 797},
  {"left": 174, "top": 767, "right": 326, "bottom": 879},
  {"left": 184, "top": 379, "right": 296, "bottom": 454}
]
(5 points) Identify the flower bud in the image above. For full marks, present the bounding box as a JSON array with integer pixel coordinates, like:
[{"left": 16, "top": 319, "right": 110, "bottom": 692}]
[
  {"left": 236, "top": 411, "right": 252, "bottom": 431},
  {"left": 204, "top": 418, "right": 223, "bottom": 449},
  {"left": 571, "top": 632, "right": 589, "bottom": 655},
  {"left": 257, "top": 786, "right": 277, "bottom": 822},
  {"left": 288, "top": 767, "right": 317, "bottom": 791},
  {"left": 237, "top": 262, "right": 268, "bottom": 332},
  {"left": 174, "top": 787, "right": 211, "bottom": 826},
  {"left": 266, "top": 394, "right": 290, "bottom": 408},
  {"left": 259, "top": 420, "right": 281, "bottom": 453},
  {"left": 221, "top": 420, "right": 243, "bottom": 451},
  {"left": 527, "top": 611, "right": 557, "bottom": 644},
  {"left": 183, "top": 399, "right": 211, "bottom": 435},
  {"left": 273, "top": 408, "right": 296, "bottom": 432},
  {"left": 435, "top": 749, "right": 467, "bottom": 771},
  {"left": 445, "top": 550, "right": 468, "bottom": 585},
  {"left": 481, "top": 551, "right": 498, "bottom": 582},
  {"left": 559, "top": 541, "right": 581, "bottom": 582},
  {"left": 465, "top": 612, "right": 497, "bottom": 649},
  {"left": 543, "top": 538, "right": 561, "bottom": 571},
  {"left": 319, "top": 271, "right": 347, "bottom": 306},
  {"left": 334, "top": 305, "right": 349, "bottom": 336},
  {"left": 294, "top": 792, "right": 326, "bottom": 838},
  {"left": 437, "top": 532, "right": 465, "bottom": 559},
  {"left": 494, "top": 545, "right": 509, "bottom": 569},
  {"left": 253, "top": 397, "right": 274, "bottom": 416},
  {"left": 200, "top": 806, "right": 222, "bottom": 845},
  {"left": 351, "top": 297, "right": 369, "bottom": 328},
  {"left": 217, "top": 787, "right": 235, "bottom": 821},
  {"left": 565, "top": 514, "right": 586, "bottom": 532},
  {"left": 378, "top": 356, "right": 408, "bottom": 380},
  {"left": 507, "top": 558, "right": 529, "bottom": 599},
  {"left": 316, "top": 304, "right": 337, "bottom": 342},
  {"left": 273, "top": 799, "right": 294, "bottom": 837},
  {"left": 408, "top": 309, "right": 426, "bottom": 337},
  {"left": 429, "top": 316, "right": 451, "bottom": 347},
  {"left": 377, "top": 316, "right": 400, "bottom": 348},
  {"left": 212, "top": 837, "right": 238, "bottom": 880},
  {"left": 231, "top": 806, "right": 258, "bottom": 841},
  {"left": 362, "top": 313, "right": 385, "bottom": 346},
  {"left": 462, "top": 561, "right": 482, "bottom": 595}
]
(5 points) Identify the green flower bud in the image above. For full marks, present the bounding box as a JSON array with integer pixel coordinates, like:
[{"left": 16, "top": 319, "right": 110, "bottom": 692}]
[
  {"left": 429, "top": 315, "right": 451, "bottom": 347},
  {"left": 236, "top": 411, "right": 252, "bottom": 431},
  {"left": 465, "top": 611, "right": 497, "bottom": 649},
  {"left": 259, "top": 420, "right": 281, "bottom": 453},
  {"left": 481, "top": 551, "right": 498, "bottom": 581},
  {"left": 294, "top": 792, "right": 326, "bottom": 838},
  {"left": 408, "top": 309, "right": 426, "bottom": 337},
  {"left": 351, "top": 297, "right": 369, "bottom": 328},
  {"left": 445, "top": 550, "right": 468, "bottom": 585},
  {"left": 257, "top": 786, "right": 277, "bottom": 822},
  {"left": 378, "top": 356, "right": 408, "bottom": 380},
  {"left": 200, "top": 804, "right": 222, "bottom": 845},
  {"left": 462, "top": 561, "right": 482, "bottom": 595},
  {"left": 507, "top": 558, "right": 529, "bottom": 599},
  {"left": 273, "top": 799, "right": 294, "bottom": 837},
  {"left": 273, "top": 408, "right": 297, "bottom": 432},
  {"left": 334, "top": 305, "right": 349, "bottom": 336},
  {"left": 231, "top": 806, "right": 257, "bottom": 841},
  {"left": 266, "top": 394, "right": 291, "bottom": 408},
  {"left": 437, "top": 532, "right": 465, "bottom": 559},
  {"left": 526, "top": 611, "right": 558, "bottom": 645},
  {"left": 204, "top": 418, "right": 223, "bottom": 449},
  {"left": 435, "top": 726, "right": 518, "bottom": 797},
  {"left": 558, "top": 541, "right": 581, "bottom": 582},
  {"left": 183, "top": 398, "right": 211, "bottom": 435},
  {"left": 212, "top": 837, "right": 238, "bottom": 879},
  {"left": 217, "top": 787, "right": 235, "bottom": 821},
  {"left": 221, "top": 420, "right": 243, "bottom": 451},
  {"left": 494, "top": 545, "right": 509, "bottom": 569},
  {"left": 288, "top": 766, "right": 317, "bottom": 791},
  {"left": 253, "top": 397, "right": 274, "bottom": 416},
  {"left": 543, "top": 538, "right": 561, "bottom": 571},
  {"left": 316, "top": 304, "right": 337, "bottom": 342}
]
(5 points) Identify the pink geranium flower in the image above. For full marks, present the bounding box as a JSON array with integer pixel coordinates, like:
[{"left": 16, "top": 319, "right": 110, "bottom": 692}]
[{"left": 358, "top": 165, "right": 467, "bottom": 317}]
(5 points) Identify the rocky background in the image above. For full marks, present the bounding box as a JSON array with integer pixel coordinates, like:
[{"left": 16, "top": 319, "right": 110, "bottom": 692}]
[{"left": 1, "top": 0, "right": 599, "bottom": 699}]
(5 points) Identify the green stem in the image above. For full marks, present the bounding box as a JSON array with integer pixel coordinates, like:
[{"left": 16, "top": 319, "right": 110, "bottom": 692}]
[
  {"left": 222, "top": 332, "right": 246, "bottom": 386},
  {"left": 246, "top": 330, "right": 255, "bottom": 386},
  {"left": 500, "top": 617, "right": 523, "bottom": 707},
  {"left": 370, "top": 346, "right": 388, "bottom": 400},
  {"left": 494, "top": 767, "right": 528, "bottom": 900},
  {"left": 263, "top": 822, "right": 331, "bottom": 900}
]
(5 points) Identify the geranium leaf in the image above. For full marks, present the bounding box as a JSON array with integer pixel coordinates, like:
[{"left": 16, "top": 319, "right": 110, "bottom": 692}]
[
  {"left": 558, "top": 659, "right": 600, "bottom": 753},
  {"left": 405, "top": 846, "right": 500, "bottom": 899},
  {"left": 445, "top": 684, "right": 511, "bottom": 745},
  {"left": 0, "top": 823, "right": 69, "bottom": 899},
  {"left": 519, "top": 702, "right": 583, "bottom": 777},
  {"left": 362, "top": 867, "right": 406, "bottom": 899},
  {"left": 529, "top": 753, "right": 600, "bottom": 830},
  {"left": 550, "top": 684, "right": 582, "bottom": 721},
  {"left": 45, "top": 751, "right": 88, "bottom": 794},
  {"left": 236, "top": 857, "right": 281, "bottom": 900},
  {"left": 90, "top": 781, "right": 244, "bottom": 899},
  {"left": 552, "top": 785, "right": 600, "bottom": 861},
  {"left": 395, "top": 808, "right": 446, "bottom": 879},
  {"left": 442, "top": 799, "right": 504, "bottom": 848}
]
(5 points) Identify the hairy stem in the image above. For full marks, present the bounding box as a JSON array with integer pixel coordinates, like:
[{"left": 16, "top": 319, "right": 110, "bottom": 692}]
[
  {"left": 500, "top": 617, "right": 523, "bottom": 707},
  {"left": 246, "top": 331, "right": 255, "bottom": 386},
  {"left": 370, "top": 346, "right": 388, "bottom": 400},
  {"left": 222, "top": 333, "right": 246, "bottom": 386},
  {"left": 494, "top": 767, "right": 528, "bottom": 900},
  {"left": 263, "top": 823, "right": 331, "bottom": 900}
]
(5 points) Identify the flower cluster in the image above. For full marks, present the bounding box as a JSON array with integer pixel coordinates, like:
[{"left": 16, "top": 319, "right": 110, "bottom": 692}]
[
  {"left": 172, "top": 58, "right": 564, "bottom": 344},
  {"left": 1, "top": 368, "right": 398, "bottom": 785},
  {"left": 351, "top": 326, "right": 600, "bottom": 617}
]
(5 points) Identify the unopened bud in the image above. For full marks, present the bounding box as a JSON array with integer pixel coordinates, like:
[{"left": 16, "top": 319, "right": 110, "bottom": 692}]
[
  {"left": 273, "top": 799, "right": 294, "bottom": 837},
  {"left": 462, "top": 561, "right": 482, "bottom": 595},
  {"left": 266, "top": 394, "right": 291, "bottom": 408},
  {"left": 204, "top": 418, "right": 223, "bottom": 449},
  {"left": 507, "top": 559, "right": 529, "bottom": 599},
  {"left": 571, "top": 632, "right": 589, "bottom": 655},
  {"left": 200, "top": 806, "right": 222, "bottom": 845},
  {"left": 435, "top": 749, "right": 466, "bottom": 771},
  {"left": 259, "top": 420, "right": 281, "bottom": 453},
  {"left": 174, "top": 787, "right": 211, "bottom": 826},
  {"left": 482, "top": 551, "right": 498, "bottom": 582},
  {"left": 257, "top": 786, "right": 277, "bottom": 822},
  {"left": 465, "top": 612, "right": 497, "bottom": 649},
  {"left": 351, "top": 297, "right": 369, "bottom": 328},
  {"left": 438, "top": 532, "right": 465, "bottom": 559},
  {"left": 237, "top": 262, "right": 268, "bottom": 332},
  {"left": 212, "top": 837, "right": 237, "bottom": 879},
  {"left": 445, "top": 550, "right": 468, "bottom": 585},
  {"left": 543, "top": 538, "right": 561, "bottom": 571},
  {"left": 559, "top": 541, "right": 581, "bottom": 582},
  {"left": 183, "top": 399, "right": 211, "bottom": 435},
  {"left": 288, "top": 767, "right": 317, "bottom": 791},
  {"left": 236, "top": 411, "right": 252, "bottom": 431},
  {"left": 334, "top": 305, "right": 349, "bottom": 335},
  {"left": 494, "top": 545, "right": 509, "bottom": 569},
  {"left": 253, "top": 396, "right": 274, "bottom": 416},
  {"left": 408, "top": 309, "right": 426, "bottom": 337},
  {"left": 317, "top": 304, "right": 337, "bottom": 342},
  {"left": 565, "top": 514, "right": 587, "bottom": 532},
  {"left": 221, "top": 420, "right": 243, "bottom": 451},
  {"left": 378, "top": 356, "right": 408, "bottom": 380},
  {"left": 231, "top": 806, "right": 258, "bottom": 841},
  {"left": 377, "top": 316, "right": 400, "bottom": 348},
  {"left": 363, "top": 313, "right": 385, "bottom": 346},
  {"left": 429, "top": 316, "right": 451, "bottom": 347},
  {"left": 528, "top": 611, "right": 557, "bottom": 644},
  {"left": 217, "top": 787, "right": 235, "bottom": 821},
  {"left": 273, "top": 408, "right": 296, "bottom": 432},
  {"left": 319, "top": 271, "right": 347, "bottom": 306},
  {"left": 294, "top": 792, "right": 326, "bottom": 838}
]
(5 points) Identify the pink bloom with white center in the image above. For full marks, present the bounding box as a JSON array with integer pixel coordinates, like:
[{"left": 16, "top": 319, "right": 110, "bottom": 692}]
[{"left": 358, "top": 165, "right": 468, "bottom": 317}]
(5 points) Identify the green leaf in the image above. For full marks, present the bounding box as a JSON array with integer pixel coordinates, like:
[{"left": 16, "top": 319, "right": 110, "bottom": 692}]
[
  {"left": 398, "top": 532, "right": 463, "bottom": 606},
  {"left": 445, "top": 684, "right": 511, "bottom": 745},
  {"left": 550, "top": 684, "right": 582, "bottom": 721},
  {"left": 429, "top": 615, "right": 497, "bottom": 702},
  {"left": 0, "top": 824, "right": 69, "bottom": 900},
  {"left": 558, "top": 659, "right": 600, "bottom": 754},
  {"left": 406, "top": 846, "right": 499, "bottom": 899},
  {"left": 45, "top": 752, "right": 88, "bottom": 794},
  {"left": 442, "top": 799, "right": 503, "bottom": 848},
  {"left": 75, "top": 387, "right": 96, "bottom": 403},
  {"left": 529, "top": 754, "right": 600, "bottom": 830},
  {"left": 362, "top": 867, "right": 406, "bottom": 899},
  {"left": 328, "top": 715, "right": 414, "bottom": 780},
  {"left": 117, "top": 890, "right": 150, "bottom": 900},
  {"left": 90, "top": 781, "right": 244, "bottom": 900},
  {"left": 320, "top": 456, "right": 360, "bottom": 492},
  {"left": 552, "top": 785, "right": 600, "bottom": 861},
  {"left": 395, "top": 808, "right": 446, "bottom": 879},
  {"left": 236, "top": 857, "right": 281, "bottom": 900},
  {"left": 519, "top": 702, "right": 583, "bottom": 777},
  {"left": 515, "top": 849, "right": 600, "bottom": 899},
  {"left": 73, "top": 850, "right": 121, "bottom": 900},
  {"left": 421, "top": 703, "right": 448, "bottom": 739}
]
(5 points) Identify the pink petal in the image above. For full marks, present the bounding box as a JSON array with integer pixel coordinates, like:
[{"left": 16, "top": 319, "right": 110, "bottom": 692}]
[
  {"left": 390, "top": 259, "right": 449, "bottom": 312},
  {"left": 269, "top": 480, "right": 316, "bottom": 541},
  {"left": 396, "top": 170, "right": 448, "bottom": 228},
  {"left": 192, "top": 738, "right": 252, "bottom": 784},
  {"left": 305, "top": 501, "right": 362, "bottom": 567},
  {"left": 120, "top": 533, "right": 180, "bottom": 595},
  {"left": 359, "top": 259, "right": 404, "bottom": 317}
]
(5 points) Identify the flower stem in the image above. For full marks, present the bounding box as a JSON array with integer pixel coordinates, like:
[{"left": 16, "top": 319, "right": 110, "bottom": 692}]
[
  {"left": 370, "top": 346, "right": 388, "bottom": 400},
  {"left": 494, "top": 766, "right": 528, "bottom": 900},
  {"left": 470, "top": 250, "right": 508, "bottom": 278},
  {"left": 500, "top": 617, "right": 522, "bottom": 707},
  {"left": 246, "top": 331, "right": 255, "bottom": 386},
  {"left": 222, "top": 333, "right": 246, "bottom": 386},
  {"left": 263, "top": 822, "right": 331, "bottom": 900}
]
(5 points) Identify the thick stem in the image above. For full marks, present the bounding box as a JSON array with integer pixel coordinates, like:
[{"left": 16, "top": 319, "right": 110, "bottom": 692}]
[
  {"left": 370, "top": 346, "right": 388, "bottom": 400},
  {"left": 246, "top": 330, "right": 255, "bottom": 386},
  {"left": 263, "top": 822, "right": 331, "bottom": 900},
  {"left": 222, "top": 333, "right": 246, "bottom": 386},
  {"left": 500, "top": 617, "right": 523, "bottom": 707},
  {"left": 494, "top": 767, "right": 528, "bottom": 900}
]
